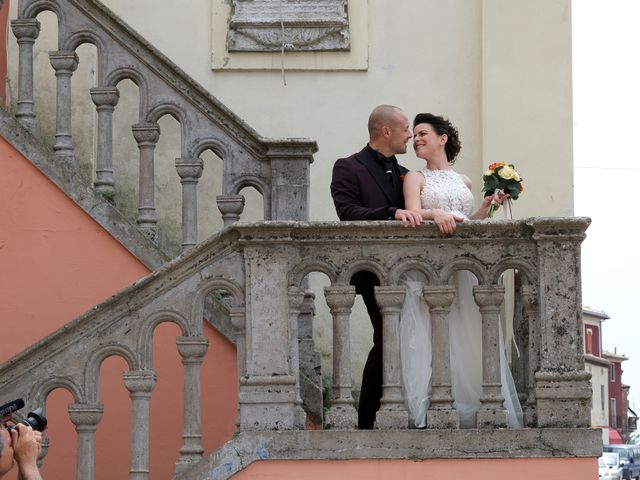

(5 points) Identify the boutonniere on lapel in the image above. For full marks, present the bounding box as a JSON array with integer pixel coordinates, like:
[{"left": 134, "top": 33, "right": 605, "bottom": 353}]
[{"left": 399, "top": 175, "right": 406, "bottom": 182}]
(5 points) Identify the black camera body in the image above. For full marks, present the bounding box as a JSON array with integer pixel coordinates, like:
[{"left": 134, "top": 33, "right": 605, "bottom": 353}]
[{"left": 0, "top": 398, "right": 48, "bottom": 432}]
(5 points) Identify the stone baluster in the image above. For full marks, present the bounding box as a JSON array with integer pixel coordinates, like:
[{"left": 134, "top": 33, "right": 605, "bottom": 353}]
[
  {"left": 37, "top": 435, "right": 49, "bottom": 468},
  {"left": 532, "top": 218, "right": 592, "bottom": 427},
  {"left": 216, "top": 194, "right": 245, "bottom": 227},
  {"left": 323, "top": 285, "right": 357, "bottom": 429},
  {"left": 229, "top": 307, "right": 246, "bottom": 378},
  {"left": 473, "top": 285, "right": 509, "bottom": 428},
  {"left": 175, "top": 157, "right": 204, "bottom": 250},
  {"left": 423, "top": 286, "right": 459, "bottom": 428},
  {"left": 10, "top": 19, "right": 40, "bottom": 132},
  {"left": 49, "top": 51, "right": 79, "bottom": 163},
  {"left": 68, "top": 403, "right": 104, "bottom": 480},
  {"left": 521, "top": 284, "right": 539, "bottom": 427},
  {"left": 123, "top": 370, "right": 157, "bottom": 480},
  {"left": 374, "top": 286, "right": 408, "bottom": 429},
  {"left": 288, "top": 287, "right": 307, "bottom": 429},
  {"left": 174, "top": 336, "right": 208, "bottom": 475},
  {"left": 90, "top": 87, "right": 120, "bottom": 198},
  {"left": 298, "top": 289, "right": 323, "bottom": 426},
  {"left": 133, "top": 123, "right": 161, "bottom": 242}
]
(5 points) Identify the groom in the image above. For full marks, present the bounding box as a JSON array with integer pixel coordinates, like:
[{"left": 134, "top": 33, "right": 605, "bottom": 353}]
[{"left": 330, "top": 105, "right": 422, "bottom": 429}]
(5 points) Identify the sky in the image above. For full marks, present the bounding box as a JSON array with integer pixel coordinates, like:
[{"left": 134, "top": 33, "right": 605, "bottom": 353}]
[{"left": 572, "top": 0, "right": 640, "bottom": 412}]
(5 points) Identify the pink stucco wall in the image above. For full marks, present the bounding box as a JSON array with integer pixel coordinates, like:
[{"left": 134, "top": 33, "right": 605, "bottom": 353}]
[
  {"left": 0, "top": 136, "right": 238, "bottom": 479},
  {"left": 235, "top": 458, "right": 597, "bottom": 480}
]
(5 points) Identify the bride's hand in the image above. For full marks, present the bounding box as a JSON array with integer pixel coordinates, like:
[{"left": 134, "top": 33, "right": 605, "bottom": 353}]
[{"left": 431, "top": 208, "right": 464, "bottom": 234}]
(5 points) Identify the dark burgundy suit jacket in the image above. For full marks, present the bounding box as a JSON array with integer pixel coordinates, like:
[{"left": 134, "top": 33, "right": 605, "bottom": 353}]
[{"left": 331, "top": 145, "right": 409, "bottom": 220}]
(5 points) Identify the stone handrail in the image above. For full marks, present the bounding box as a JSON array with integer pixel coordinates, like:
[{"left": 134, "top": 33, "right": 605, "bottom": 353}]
[
  {"left": 10, "top": 0, "right": 317, "bottom": 251},
  {"left": 0, "top": 218, "right": 594, "bottom": 479}
]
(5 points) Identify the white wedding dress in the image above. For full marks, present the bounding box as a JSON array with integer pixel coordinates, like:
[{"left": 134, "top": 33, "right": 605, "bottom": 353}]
[{"left": 399, "top": 168, "right": 523, "bottom": 428}]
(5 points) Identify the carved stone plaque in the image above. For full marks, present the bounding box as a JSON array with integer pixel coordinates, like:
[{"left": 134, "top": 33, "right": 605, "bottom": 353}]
[{"left": 227, "top": 0, "right": 350, "bottom": 52}]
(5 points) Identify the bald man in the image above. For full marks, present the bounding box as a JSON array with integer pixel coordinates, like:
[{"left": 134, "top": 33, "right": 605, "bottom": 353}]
[{"left": 330, "top": 105, "right": 422, "bottom": 429}]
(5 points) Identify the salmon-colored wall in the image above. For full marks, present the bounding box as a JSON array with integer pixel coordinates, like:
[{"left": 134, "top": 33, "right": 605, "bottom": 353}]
[
  {"left": 235, "top": 458, "right": 597, "bottom": 480},
  {"left": 0, "top": 135, "right": 238, "bottom": 479}
]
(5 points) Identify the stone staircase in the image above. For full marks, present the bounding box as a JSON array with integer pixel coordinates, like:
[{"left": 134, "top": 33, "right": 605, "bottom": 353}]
[{"left": 0, "top": 218, "right": 601, "bottom": 480}]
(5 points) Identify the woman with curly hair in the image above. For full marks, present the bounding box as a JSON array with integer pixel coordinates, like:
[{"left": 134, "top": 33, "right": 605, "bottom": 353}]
[{"left": 398, "top": 113, "right": 522, "bottom": 429}]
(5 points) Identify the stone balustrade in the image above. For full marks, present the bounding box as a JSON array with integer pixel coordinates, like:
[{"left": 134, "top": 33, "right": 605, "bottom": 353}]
[
  {"left": 9, "top": 0, "right": 317, "bottom": 253},
  {"left": 0, "top": 219, "right": 597, "bottom": 478}
]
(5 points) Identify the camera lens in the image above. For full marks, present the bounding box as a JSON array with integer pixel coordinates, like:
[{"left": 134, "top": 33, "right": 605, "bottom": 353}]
[{"left": 6, "top": 408, "right": 47, "bottom": 432}]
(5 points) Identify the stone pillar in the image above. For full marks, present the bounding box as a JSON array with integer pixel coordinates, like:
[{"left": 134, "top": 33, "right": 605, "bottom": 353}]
[
  {"left": 175, "top": 157, "right": 204, "bottom": 250},
  {"left": 216, "top": 194, "right": 245, "bottom": 227},
  {"left": 90, "top": 87, "right": 120, "bottom": 197},
  {"left": 175, "top": 336, "right": 208, "bottom": 475},
  {"left": 49, "top": 51, "right": 79, "bottom": 163},
  {"left": 239, "top": 246, "right": 297, "bottom": 430},
  {"left": 68, "top": 403, "right": 104, "bottom": 480},
  {"left": 473, "top": 285, "right": 509, "bottom": 428},
  {"left": 374, "top": 286, "right": 409, "bottom": 429},
  {"left": 133, "top": 123, "right": 161, "bottom": 242},
  {"left": 11, "top": 19, "right": 40, "bottom": 132},
  {"left": 123, "top": 370, "right": 157, "bottom": 480},
  {"left": 323, "top": 285, "right": 357, "bottom": 429},
  {"left": 298, "top": 289, "right": 323, "bottom": 426},
  {"left": 521, "top": 284, "right": 539, "bottom": 427},
  {"left": 532, "top": 218, "right": 592, "bottom": 427},
  {"left": 423, "top": 286, "right": 459, "bottom": 428},
  {"left": 288, "top": 287, "right": 307, "bottom": 429},
  {"left": 265, "top": 141, "right": 316, "bottom": 220}
]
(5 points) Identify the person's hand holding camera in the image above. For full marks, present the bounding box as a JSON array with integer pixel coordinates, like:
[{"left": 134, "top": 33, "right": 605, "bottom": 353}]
[{"left": 11, "top": 424, "right": 42, "bottom": 480}]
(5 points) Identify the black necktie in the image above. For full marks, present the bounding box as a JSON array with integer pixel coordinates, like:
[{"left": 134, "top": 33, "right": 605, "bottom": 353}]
[{"left": 383, "top": 157, "right": 398, "bottom": 191}]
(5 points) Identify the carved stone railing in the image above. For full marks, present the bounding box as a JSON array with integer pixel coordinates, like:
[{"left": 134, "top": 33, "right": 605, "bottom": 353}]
[
  {"left": 0, "top": 219, "right": 599, "bottom": 479},
  {"left": 9, "top": 0, "right": 317, "bottom": 252}
]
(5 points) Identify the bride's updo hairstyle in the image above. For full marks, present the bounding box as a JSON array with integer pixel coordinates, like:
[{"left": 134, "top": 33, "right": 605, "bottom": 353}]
[{"left": 413, "top": 113, "right": 461, "bottom": 164}]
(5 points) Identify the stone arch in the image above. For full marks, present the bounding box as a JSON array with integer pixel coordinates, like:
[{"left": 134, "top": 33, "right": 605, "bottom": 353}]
[
  {"left": 30, "top": 376, "right": 84, "bottom": 406},
  {"left": 147, "top": 102, "right": 186, "bottom": 126},
  {"left": 388, "top": 257, "right": 438, "bottom": 285},
  {"left": 190, "top": 137, "right": 230, "bottom": 161},
  {"left": 440, "top": 257, "right": 488, "bottom": 285},
  {"left": 230, "top": 175, "right": 266, "bottom": 197},
  {"left": 146, "top": 102, "right": 187, "bottom": 155},
  {"left": 137, "top": 309, "right": 192, "bottom": 368},
  {"left": 62, "top": 30, "right": 108, "bottom": 82},
  {"left": 84, "top": 344, "right": 138, "bottom": 402},
  {"left": 103, "top": 66, "right": 149, "bottom": 117},
  {"left": 340, "top": 259, "right": 388, "bottom": 286},
  {"left": 488, "top": 258, "right": 537, "bottom": 285},
  {"left": 21, "top": 1, "right": 66, "bottom": 27},
  {"left": 289, "top": 260, "right": 339, "bottom": 287}
]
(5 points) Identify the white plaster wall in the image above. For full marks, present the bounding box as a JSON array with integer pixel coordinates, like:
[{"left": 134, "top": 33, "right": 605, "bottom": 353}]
[
  {"left": 588, "top": 362, "right": 610, "bottom": 429},
  {"left": 5, "top": 0, "right": 574, "bottom": 396}
]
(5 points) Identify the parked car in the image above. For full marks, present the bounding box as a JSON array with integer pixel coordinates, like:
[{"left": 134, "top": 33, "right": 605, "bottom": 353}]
[
  {"left": 599, "top": 452, "right": 624, "bottom": 480},
  {"left": 603, "top": 444, "right": 640, "bottom": 480}
]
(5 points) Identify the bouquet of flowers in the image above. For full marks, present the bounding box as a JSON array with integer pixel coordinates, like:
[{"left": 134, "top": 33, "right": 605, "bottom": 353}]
[{"left": 482, "top": 162, "right": 523, "bottom": 218}]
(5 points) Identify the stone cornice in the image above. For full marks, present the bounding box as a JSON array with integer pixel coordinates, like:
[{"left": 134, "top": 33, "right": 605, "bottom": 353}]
[{"left": 179, "top": 429, "right": 603, "bottom": 479}]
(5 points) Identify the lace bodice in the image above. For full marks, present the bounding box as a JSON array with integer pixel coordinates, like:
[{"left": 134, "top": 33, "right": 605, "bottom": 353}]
[{"left": 419, "top": 168, "right": 473, "bottom": 219}]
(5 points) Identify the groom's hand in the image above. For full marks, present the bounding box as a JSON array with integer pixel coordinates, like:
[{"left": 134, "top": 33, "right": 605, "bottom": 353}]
[{"left": 394, "top": 209, "right": 423, "bottom": 227}]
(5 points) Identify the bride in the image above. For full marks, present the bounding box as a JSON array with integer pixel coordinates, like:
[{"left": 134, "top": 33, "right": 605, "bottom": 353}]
[{"left": 399, "top": 112, "right": 523, "bottom": 428}]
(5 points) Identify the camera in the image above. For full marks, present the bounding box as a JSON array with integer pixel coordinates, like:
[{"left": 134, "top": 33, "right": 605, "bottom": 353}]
[{"left": 0, "top": 398, "right": 48, "bottom": 432}]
